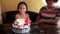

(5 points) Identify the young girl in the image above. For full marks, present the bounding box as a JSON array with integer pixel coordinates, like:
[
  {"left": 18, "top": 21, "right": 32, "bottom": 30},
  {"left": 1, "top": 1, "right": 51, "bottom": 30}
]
[
  {"left": 36, "top": 0, "right": 60, "bottom": 34},
  {"left": 11, "top": 2, "right": 31, "bottom": 34}
]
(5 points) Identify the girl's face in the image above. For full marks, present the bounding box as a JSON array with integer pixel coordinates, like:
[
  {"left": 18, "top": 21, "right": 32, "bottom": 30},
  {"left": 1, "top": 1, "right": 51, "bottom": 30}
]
[
  {"left": 46, "top": 0, "right": 54, "bottom": 7},
  {"left": 18, "top": 4, "right": 26, "bottom": 14}
]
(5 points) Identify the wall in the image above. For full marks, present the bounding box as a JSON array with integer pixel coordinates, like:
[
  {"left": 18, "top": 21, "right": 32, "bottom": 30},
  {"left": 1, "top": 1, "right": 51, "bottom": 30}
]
[{"left": 1, "top": 0, "right": 45, "bottom": 14}]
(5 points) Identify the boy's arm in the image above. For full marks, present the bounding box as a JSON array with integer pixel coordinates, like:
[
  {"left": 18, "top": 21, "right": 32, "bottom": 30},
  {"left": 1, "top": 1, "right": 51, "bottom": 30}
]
[{"left": 42, "top": 18, "right": 59, "bottom": 24}]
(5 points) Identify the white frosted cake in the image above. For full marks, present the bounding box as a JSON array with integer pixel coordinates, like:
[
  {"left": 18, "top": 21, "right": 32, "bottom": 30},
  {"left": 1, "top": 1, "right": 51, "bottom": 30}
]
[{"left": 12, "top": 18, "right": 30, "bottom": 33}]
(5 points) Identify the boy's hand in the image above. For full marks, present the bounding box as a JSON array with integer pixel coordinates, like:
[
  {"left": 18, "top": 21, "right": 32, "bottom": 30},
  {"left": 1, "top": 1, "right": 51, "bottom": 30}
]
[
  {"left": 38, "top": 19, "right": 52, "bottom": 23},
  {"left": 37, "top": 19, "right": 44, "bottom": 23}
]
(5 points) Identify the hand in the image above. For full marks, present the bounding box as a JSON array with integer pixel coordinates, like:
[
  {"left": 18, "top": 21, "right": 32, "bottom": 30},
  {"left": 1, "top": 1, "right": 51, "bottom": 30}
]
[
  {"left": 41, "top": 19, "right": 57, "bottom": 23},
  {"left": 41, "top": 19, "right": 51, "bottom": 23},
  {"left": 37, "top": 19, "right": 44, "bottom": 23},
  {"left": 37, "top": 19, "right": 50, "bottom": 23}
]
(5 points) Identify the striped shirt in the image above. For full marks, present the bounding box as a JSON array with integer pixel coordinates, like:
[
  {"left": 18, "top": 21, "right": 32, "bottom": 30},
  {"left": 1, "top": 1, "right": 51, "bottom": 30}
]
[{"left": 39, "top": 6, "right": 60, "bottom": 19}]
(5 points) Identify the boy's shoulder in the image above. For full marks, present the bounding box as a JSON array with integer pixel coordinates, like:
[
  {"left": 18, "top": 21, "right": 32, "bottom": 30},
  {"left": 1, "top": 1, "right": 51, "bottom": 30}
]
[
  {"left": 41, "top": 6, "right": 60, "bottom": 9},
  {"left": 55, "top": 6, "right": 60, "bottom": 8},
  {"left": 40, "top": 6, "right": 47, "bottom": 11},
  {"left": 40, "top": 6, "right": 47, "bottom": 10},
  {"left": 55, "top": 6, "right": 60, "bottom": 11}
]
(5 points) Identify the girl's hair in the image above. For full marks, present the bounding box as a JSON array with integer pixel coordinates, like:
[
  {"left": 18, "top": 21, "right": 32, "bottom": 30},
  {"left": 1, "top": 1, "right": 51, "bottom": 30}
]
[
  {"left": 17, "top": 2, "right": 28, "bottom": 10},
  {"left": 46, "top": 0, "right": 58, "bottom": 3}
]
